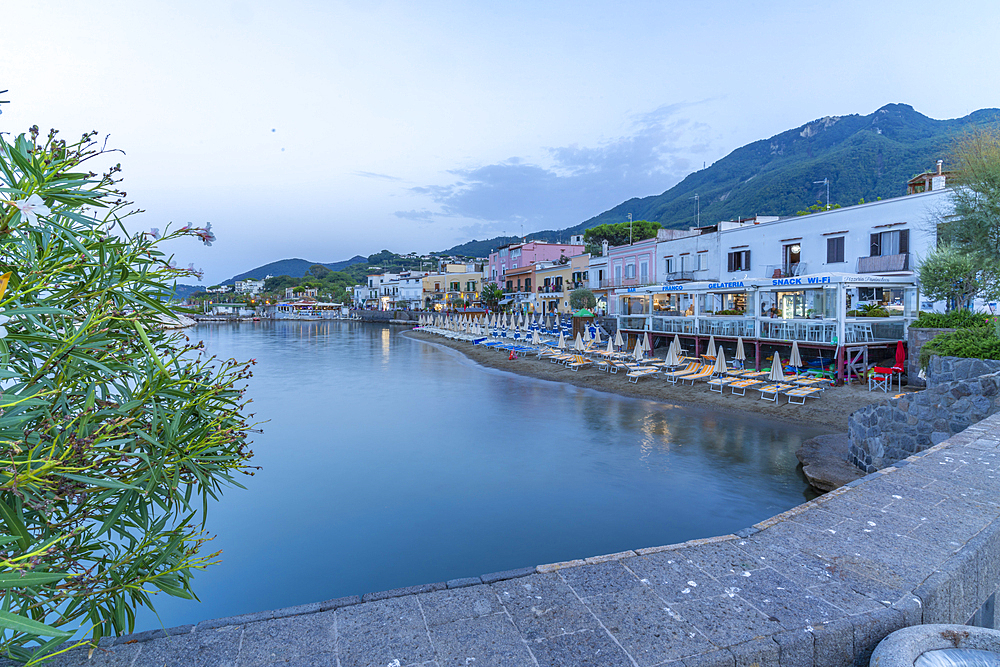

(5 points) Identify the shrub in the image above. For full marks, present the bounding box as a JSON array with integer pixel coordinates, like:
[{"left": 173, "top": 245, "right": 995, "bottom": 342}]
[
  {"left": 911, "top": 310, "right": 991, "bottom": 329},
  {"left": 919, "top": 326, "right": 1000, "bottom": 368},
  {"left": 0, "top": 126, "right": 254, "bottom": 660}
]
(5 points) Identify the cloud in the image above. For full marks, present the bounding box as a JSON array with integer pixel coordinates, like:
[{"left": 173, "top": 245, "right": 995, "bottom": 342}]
[
  {"left": 354, "top": 171, "right": 402, "bottom": 181},
  {"left": 398, "top": 102, "right": 713, "bottom": 231},
  {"left": 394, "top": 209, "right": 437, "bottom": 221}
]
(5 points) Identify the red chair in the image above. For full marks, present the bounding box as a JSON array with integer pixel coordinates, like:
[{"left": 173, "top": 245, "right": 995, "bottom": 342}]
[{"left": 868, "top": 366, "right": 894, "bottom": 393}]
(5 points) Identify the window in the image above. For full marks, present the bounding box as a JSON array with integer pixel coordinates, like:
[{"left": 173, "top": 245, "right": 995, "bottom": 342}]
[
  {"left": 696, "top": 254, "right": 707, "bottom": 271},
  {"left": 870, "top": 230, "right": 909, "bottom": 257},
  {"left": 727, "top": 250, "right": 750, "bottom": 272},
  {"left": 505, "top": 280, "right": 512, "bottom": 292},
  {"left": 639, "top": 261, "right": 648, "bottom": 282},
  {"left": 615, "top": 265, "right": 622, "bottom": 285},
  {"left": 450, "top": 282, "right": 460, "bottom": 291},
  {"left": 665, "top": 257, "right": 673, "bottom": 274},
  {"left": 827, "top": 237, "right": 845, "bottom": 263},
  {"left": 524, "top": 278, "right": 531, "bottom": 292},
  {"left": 583, "top": 271, "right": 588, "bottom": 281},
  {"left": 625, "top": 263, "right": 635, "bottom": 279},
  {"left": 680, "top": 255, "right": 688, "bottom": 272}
]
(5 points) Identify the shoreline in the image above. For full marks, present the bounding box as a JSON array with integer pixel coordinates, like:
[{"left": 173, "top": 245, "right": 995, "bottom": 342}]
[{"left": 402, "top": 328, "right": 882, "bottom": 431}]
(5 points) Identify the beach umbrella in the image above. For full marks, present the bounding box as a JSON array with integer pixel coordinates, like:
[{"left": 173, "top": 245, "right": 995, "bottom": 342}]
[
  {"left": 706, "top": 335, "right": 717, "bottom": 358},
  {"left": 894, "top": 340, "right": 906, "bottom": 391},
  {"left": 789, "top": 341, "right": 803, "bottom": 375},
  {"left": 593, "top": 326, "right": 602, "bottom": 344},
  {"left": 614, "top": 329, "right": 624, "bottom": 350},
  {"left": 713, "top": 347, "right": 728, "bottom": 376},
  {"left": 673, "top": 334, "right": 682, "bottom": 358},
  {"left": 768, "top": 351, "right": 785, "bottom": 382},
  {"left": 557, "top": 330, "right": 566, "bottom": 349},
  {"left": 735, "top": 336, "right": 746, "bottom": 362},
  {"left": 574, "top": 332, "right": 585, "bottom": 351},
  {"left": 531, "top": 328, "right": 541, "bottom": 346},
  {"left": 583, "top": 326, "right": 592, "bottom": 342},
  {"left": 665, "top": 339, "right": 680, "bottom": 366},
  {"left": 605, "top": 339, "right": 614, "bottom": 356},
  {"left": 632, "top": 335, "right": 644, "bottom": 361}
]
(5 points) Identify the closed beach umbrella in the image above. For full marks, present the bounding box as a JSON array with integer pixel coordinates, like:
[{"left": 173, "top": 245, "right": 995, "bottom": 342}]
[
  {"left": 584, "top": 326, "right": 592, "bottom": 342},
  {"left": 713, "top": 347, "right": 728, "bottom": 375},
  {"left": 574, "top": 332, "right": 585, "bottom": 351},
  {"left": 706, "top": 335, "right": 717, "bottom": 358},
  {"left": 735, "top": 336, "right": 746, "bottom": 361},
  {"left": 557, "top": 330, "right": 567, "bottom": 349},
  {"left": 605, "top": 339, "right": 614, "bottom": 356},
  {"left": 632, "top": 335, "right": 644, "bottom": 361},
  {"left": 673, "top": 334, "right": 682, "bottom": 358},
  {"left": 665, "top": 339, "right": 680, "bottom": 366},
  {"left": 532, "top": 328, "right": 541, "bottom": 346},
  {"left": 594, "top": 326, "right": 602, "bottom": 344},
  {"left": 789, "top": 341, "right": 803, "bottom": 374},
  {"left": 769, "top": 351, "right": 785, "bottom": 382},
  {"left": 614, "top": 329, "right": 624, "bottom": 349}
]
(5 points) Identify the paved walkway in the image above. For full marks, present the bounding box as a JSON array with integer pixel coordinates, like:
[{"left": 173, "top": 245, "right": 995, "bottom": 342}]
[{"left": 30, "top": 415, "right": 1000, "bottom": 667}]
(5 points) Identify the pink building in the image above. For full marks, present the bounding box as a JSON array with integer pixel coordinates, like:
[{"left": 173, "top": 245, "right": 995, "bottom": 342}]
[
  {"left": 605, "top": 237, "right": 658, "bottom": 315},
  {"left": 487, "top": 240, "right": 584, "bottom": 285}
]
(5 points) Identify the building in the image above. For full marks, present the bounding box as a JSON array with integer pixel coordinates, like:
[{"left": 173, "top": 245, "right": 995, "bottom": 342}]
[
  {"left": 422, "top": 268, "right": 484, "bottom": 311},
  {"left": 487, "top": 240, "right": 584, "bottom": 286},
  {"left": 382, "top": 271, "right": 428, "bottom": 310},
  {"left": 534, "top": 261, "right": 573, "bottom": 313},
  {"left": 234, "top": 277, "right": 269, "bottom": 296}
]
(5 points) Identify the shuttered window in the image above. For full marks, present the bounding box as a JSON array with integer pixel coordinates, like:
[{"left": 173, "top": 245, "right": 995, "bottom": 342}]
[{"left": 827, "top": 237, "right": 845, "bottom": 263}]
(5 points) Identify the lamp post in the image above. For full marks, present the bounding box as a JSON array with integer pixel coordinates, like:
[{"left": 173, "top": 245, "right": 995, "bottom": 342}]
[
  {"left": 814, "top": 178, "right": 830, "bottom": 210},
  {"left": 628, "top": 213, "right": 633, "bottom": 245}
]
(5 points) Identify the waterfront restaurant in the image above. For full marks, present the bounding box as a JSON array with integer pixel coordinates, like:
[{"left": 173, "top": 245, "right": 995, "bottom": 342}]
[{"left": 614, "top": 272, "right": 918, "bottom": 383}]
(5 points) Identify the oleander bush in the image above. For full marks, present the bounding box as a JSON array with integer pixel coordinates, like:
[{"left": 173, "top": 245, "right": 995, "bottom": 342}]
[
  {"left": 0, "top": 124, "right": 254, "bottom": 663},
  {"left": 911, "top": 310, "right": 992, "bottom": 329},
  {"left": 919, "top": 326, "right": 1000, "bottom": 369}
]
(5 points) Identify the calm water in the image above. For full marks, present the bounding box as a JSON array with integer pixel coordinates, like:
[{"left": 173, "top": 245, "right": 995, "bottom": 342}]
[{"left": 136, "top": 320, "right": 826, "bottom": 630}]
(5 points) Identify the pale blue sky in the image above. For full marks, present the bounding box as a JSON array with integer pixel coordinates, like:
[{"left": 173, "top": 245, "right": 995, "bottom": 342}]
[{"left": 4, "top": 0, "right": 998, "bottom": 282}]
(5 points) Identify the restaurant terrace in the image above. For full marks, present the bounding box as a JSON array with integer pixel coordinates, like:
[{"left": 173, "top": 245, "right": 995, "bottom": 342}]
[{"left": 614, "top": 272, "right": 918, "bottom": 384}]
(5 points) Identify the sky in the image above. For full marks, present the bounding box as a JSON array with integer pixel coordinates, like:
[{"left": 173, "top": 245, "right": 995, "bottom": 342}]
[{"left": 3, "top": 0, "right": 999, "bottom": 284}]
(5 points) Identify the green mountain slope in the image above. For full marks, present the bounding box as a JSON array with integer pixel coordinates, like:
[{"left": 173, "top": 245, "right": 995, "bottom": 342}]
[
  {"left": 223, "top": 256, "right": 368, "bottom": 284},
  {"left": 439, "top": 104, "right": 1000, "bottom": 255}
]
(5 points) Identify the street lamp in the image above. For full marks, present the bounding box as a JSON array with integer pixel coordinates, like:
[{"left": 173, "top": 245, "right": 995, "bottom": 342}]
[{"left": 813, "top": 178, "right": 830, "bottom": 210}]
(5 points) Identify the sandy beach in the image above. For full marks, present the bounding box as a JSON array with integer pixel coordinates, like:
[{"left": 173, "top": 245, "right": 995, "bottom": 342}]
[{"left": 403, "top": 328, "right": 895, "bottom": 431}]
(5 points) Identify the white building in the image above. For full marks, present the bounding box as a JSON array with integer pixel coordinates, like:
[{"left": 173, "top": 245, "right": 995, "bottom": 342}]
[
  {"left": 381, "top": 271, "right": 428, "bottom": 310},
  {"left": 234, "top": 277, "right": 270, "bottom": 295}
]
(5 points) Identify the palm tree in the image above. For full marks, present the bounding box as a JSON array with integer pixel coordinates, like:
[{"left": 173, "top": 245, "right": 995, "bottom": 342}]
[{"left": 482, "top": 282, "right": 504, "bottom": 312}]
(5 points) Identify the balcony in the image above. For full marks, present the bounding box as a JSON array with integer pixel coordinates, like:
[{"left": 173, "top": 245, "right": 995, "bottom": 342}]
[
  {"left": 537, "top": 285, "right": 564, "bottom": 295},
  {"left": 599, "top": 276, "right": 657, "bottom": 289},
  {"left": 857, "top": 253, "right": 909, "bottom": 273},
  {"left": 764, "top": 263, "right": 807, "bottom": 279},
  {"left": 664, "top": 271, "right": 694, "bottom": 283}
]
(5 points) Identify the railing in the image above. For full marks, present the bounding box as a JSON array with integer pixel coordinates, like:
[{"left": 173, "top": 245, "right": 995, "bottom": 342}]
[
  {"left": 538, "top": 285, "right": 564, "bottom": 295},
  {"left": 665, "top": 271, "right": 695, "bottom": 282},
  {"left": 857, "top": 254, "right": 909, "bottom": 273},
  {"left": 697, "top": 317, "right": 756, "bottom": 338},
  {"left": 651, "top": 316, "right": 695, "bottom": 334},
  {"left": 763, "top": 263, "right": 807, "bottom": 279},
  {"left": 599, "top": 277, "right": 657, "bottom": 289},
  {"left": 620, "top": 316, "right": 648, "bottom": 331},
  {"left": 843, "top": 319, "right": 906, "bottom": 343},
  {"left": 759, "top": 319, "right": 836, "bottom": 343}
]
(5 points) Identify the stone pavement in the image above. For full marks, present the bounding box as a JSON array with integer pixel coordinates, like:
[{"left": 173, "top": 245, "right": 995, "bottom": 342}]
[{"left": 28, "top": 414, "right": 1000, "bottom": 667}]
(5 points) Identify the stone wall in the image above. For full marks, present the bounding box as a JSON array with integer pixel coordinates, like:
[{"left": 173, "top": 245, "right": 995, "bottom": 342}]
[
  {"left": 350, "top": 310, "right": 421, "bottom": 323},
  {"left": 849, "top": 363, "right": 1000, "bottom": 472},
  {"left": 926, "top": 354, "right": 1000, "bottom": 387},
  {"left": 906, "top": 327, "right": 954, "bottom": 388}
]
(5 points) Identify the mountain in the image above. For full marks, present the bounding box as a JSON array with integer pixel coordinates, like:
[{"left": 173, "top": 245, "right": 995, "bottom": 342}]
[
  {"left": 438, "top": 104, "right": 1000, "bottom": 255},
  {"left": 222, "top": 256, "right": 368, "bottom": 284}
]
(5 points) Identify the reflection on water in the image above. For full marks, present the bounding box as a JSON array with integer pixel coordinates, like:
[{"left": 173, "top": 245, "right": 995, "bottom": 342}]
[{"left": 136, "top": 321, "right": 827, "bottom": 631}]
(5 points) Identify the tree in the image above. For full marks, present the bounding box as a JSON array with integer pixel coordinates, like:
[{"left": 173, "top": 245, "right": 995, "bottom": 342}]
[
  {"left": 0, "top": 126, "right": 254, "bottom": 659},
  {"left": 307, "top": 264, "right": 331, "bottom": 279},
  {"left": 940, "top": 128, "right": 1000, "bottom": 254},
  {"left": 569, "top": 289, "right": 597, "bottom": 311},
  {"left": 481, "top": 282, "right": 504, "bottom": 312},
  {"left": 583, "top": 221, "right": 660, "bottom": 255},
  {"left": 918, "top": 244, "right": 999, "bottom": 311}
]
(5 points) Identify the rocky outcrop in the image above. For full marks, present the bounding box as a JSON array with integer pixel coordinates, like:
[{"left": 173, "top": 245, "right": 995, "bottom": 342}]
[{"left": 795, "top": 433, "right": 864, "bottom": 491}]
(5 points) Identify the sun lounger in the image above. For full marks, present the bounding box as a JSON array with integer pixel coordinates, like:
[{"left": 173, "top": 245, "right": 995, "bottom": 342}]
[
  {"left": 729, "top": 379, "right": 765, "bottom": 396},
  {"left": 791, "top": 377, "right": 827, "bottom": 389},
  {"left": 680, "top": 366, "right": 716, "bottom": 385},
  {"left": 757, "top": 383, "right": 794, "bottom": 402},
  {"left": 661, "top": 362, "right": 701, "bottom": 385},
  {"left": 567, "top": 355, "right": 592, "bottom": 371},
  {"left": 707, "top": 376, "right": 739, "bottom": 393},
  {"left": 786, "top": 386, "right": 823, "bottom": 404},
  {"left": 627, "top": 367, "right": 660, "bottom": 383}
]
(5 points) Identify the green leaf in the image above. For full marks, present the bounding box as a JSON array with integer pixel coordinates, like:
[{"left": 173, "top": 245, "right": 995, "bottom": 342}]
[
  {"left": 0, "top": 609, "right": 72, "bottom": 638},
  {"left": 0, "top": 499, "right": 30, "bottom": 551},
  {"left": 58, "top": 473, "right": 139, "bottom": 491},
  {"left": 0, "top": 572, "right": 67, "bottom": 589}
]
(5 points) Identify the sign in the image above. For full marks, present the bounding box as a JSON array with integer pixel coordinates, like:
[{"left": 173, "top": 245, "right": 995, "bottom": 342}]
[
  {"left": 708, "top": 281, "right": 744, "bottom": 289},
  {"left": 771, "top": 276, "right": 831, "bottom": 286},
  {"left": 660, "top": 285, "right": 685, "bottom": 292}
]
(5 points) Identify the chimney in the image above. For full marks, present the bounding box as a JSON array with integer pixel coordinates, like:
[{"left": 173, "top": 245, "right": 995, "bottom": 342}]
[{"left": 937, "top": 159, "right": 943, "bottom": 176}]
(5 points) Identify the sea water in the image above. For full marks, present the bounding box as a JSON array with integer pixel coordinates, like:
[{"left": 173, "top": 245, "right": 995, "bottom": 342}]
[{"left": 135, "top": 320, "right": 827, "bottom": 630}]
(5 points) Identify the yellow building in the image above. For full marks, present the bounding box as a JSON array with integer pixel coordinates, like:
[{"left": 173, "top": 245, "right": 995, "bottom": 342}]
[
  {"left": 534, "top": 262, "right": 573, "bottom": 314},
  {"left": 422, "top": 271, "right": 484, "bottom": 310}
]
